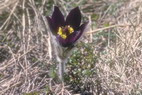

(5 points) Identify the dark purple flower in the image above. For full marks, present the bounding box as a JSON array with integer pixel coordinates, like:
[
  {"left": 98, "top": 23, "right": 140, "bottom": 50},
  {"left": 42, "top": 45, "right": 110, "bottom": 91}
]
[{"left": 47, "top": 6, "right": 88, "bottom": 47}]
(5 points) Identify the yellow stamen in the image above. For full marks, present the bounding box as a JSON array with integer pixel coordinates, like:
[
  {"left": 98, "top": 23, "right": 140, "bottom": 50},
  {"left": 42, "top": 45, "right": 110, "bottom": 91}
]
[
  {"left": 58, "top": 27, "right": 63, "bottom": 35},
  {"left": 61, "top": 34, "right": 67, "bottom": 39},
  {"left": 68, "top": 26, "right": 74, "bottom": 34},
  {"left": 57, "top": 25, "right": 74, "bottom": 39},
  {"left": 57, "top": 27, "right": 67, "bottom": 39}
]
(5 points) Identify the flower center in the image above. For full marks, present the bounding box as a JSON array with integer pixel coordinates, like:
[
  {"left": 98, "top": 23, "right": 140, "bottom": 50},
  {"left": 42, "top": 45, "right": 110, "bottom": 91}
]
[{"left": 57, "top": 25, "right": 74, "bottom": 39}]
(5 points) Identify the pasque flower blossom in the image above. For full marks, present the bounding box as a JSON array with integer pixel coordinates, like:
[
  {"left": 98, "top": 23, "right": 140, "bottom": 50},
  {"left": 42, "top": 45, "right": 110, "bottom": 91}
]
[
  {"left": 47, "top": 6, "right": 88, "bottom": 47},
  {"left": 46, "top": 6, "right": 88, "bottom": 81}
]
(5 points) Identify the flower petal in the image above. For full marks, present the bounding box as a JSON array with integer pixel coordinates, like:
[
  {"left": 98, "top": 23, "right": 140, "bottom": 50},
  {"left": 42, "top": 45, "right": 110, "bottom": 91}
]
[
  {"left": 73, "top": 22, "right": 89, "bottom": 42},
  {"left": 46, "top": 16, "right": 56, "bottom": 35},
  {"left": 56, "top": 37, "right": 70, "bottom": 47},
  {"left": 52, "top": 6, "right": 65, "bottom": 32},
  {"left": 66, "top": 7, "right": 81, "bottom": 30},
  {"left": 56, "top": 32, "right": 77, "bottom": 47}
]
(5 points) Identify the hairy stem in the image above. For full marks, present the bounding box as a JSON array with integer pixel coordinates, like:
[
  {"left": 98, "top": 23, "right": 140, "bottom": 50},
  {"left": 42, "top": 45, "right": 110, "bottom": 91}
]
[{"left": 58, "top": 60, "right": 66, "bottom": 82}]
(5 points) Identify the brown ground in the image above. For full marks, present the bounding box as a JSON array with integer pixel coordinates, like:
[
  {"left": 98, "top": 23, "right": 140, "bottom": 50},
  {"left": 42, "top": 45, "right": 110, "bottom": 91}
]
[{"left": 0, "top": 0, "right": 142, "bottom": 95}]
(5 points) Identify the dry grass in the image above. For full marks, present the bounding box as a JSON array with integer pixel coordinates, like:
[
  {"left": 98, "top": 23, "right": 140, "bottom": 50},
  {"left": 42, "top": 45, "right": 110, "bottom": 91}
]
[{"left": 0, "top": 0, "right": 142, "bottom": 95}]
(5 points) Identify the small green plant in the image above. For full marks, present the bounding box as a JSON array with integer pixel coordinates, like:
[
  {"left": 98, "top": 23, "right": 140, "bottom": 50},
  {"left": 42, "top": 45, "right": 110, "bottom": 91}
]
[{"left": 65, "top": 42, "right": 98, "bottom": 92}]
